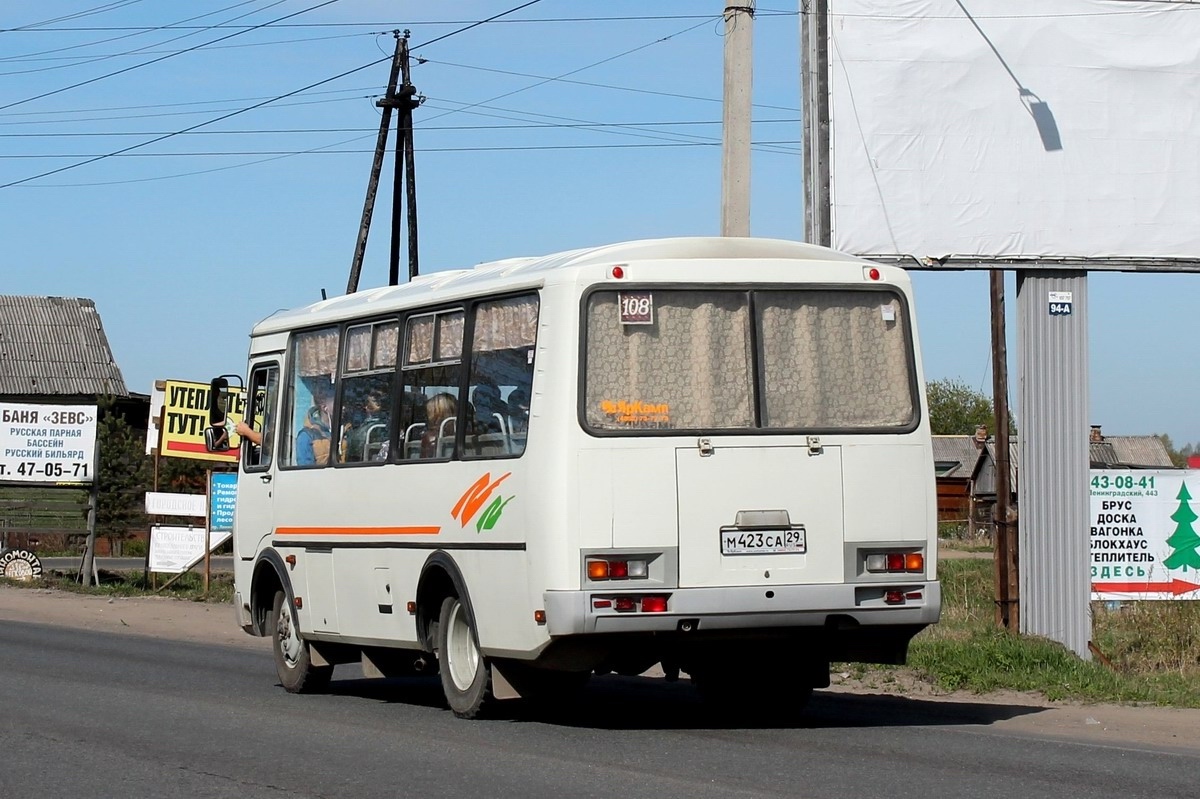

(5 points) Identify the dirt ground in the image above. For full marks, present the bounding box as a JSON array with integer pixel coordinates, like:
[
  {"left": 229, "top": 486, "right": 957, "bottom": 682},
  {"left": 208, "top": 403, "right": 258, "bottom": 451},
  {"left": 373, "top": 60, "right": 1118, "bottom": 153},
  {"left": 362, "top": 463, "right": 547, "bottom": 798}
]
[{"left": 3, "top": 585, "right": 1199, "bottom": 752}]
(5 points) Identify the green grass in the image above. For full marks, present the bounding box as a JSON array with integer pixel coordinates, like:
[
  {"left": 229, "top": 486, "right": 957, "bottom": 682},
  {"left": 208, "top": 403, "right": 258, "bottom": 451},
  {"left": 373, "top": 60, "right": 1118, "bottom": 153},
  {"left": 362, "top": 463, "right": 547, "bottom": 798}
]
[
  {"left": 7, "top": 569, "right": 234, "bottom": 604},
  {"left": 892, "top": 559, "right": 1200, "bottom": 706}
]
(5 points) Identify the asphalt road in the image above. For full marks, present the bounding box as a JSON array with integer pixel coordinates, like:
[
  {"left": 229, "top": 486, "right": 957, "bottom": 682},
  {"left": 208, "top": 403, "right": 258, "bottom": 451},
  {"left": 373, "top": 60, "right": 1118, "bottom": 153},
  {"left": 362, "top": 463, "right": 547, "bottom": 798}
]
[{"left": 1, "top": 619, "right": 1196, "bottom": 799}]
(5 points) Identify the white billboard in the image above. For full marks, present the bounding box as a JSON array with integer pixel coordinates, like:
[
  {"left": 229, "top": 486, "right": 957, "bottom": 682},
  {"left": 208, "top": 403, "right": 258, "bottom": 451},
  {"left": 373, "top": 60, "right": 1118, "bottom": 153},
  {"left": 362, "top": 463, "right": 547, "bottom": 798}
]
[
  {"left": 0, "top": 402, "right": 97, "bottom": 484},
  {"left": 826, "top": 0, "right": 1200, "bottom": 262}
]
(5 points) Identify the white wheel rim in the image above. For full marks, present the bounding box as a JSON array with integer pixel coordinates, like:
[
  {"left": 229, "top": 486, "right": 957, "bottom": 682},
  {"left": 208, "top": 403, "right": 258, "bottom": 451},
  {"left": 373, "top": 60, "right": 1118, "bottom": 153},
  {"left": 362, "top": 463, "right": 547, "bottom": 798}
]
[
  {"left": 445, "top": 601, "right": 479, "bottom": 691},
  {"left": 277, "top": 604, "right": 302, "bottom": 667}
]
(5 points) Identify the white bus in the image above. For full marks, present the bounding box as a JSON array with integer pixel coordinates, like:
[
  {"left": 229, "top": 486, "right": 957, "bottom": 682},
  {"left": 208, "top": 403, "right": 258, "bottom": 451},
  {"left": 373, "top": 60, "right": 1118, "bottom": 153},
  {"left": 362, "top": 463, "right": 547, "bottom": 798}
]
[{"left": 209, "top": 237, "right": 939, "bottom": 718}]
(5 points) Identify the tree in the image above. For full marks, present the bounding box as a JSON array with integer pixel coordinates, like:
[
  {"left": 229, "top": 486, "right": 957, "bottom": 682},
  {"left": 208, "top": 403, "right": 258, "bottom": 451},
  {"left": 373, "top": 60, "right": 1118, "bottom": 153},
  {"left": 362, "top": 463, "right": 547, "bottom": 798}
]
[
  {"left": 926, "top": 378, "right": 1014, "bottom": 436},
  {"left": 1163, "top": 480, "right": 1200, "bottom": 572},
  {"left": 92, "top": 397, "right": 152, "bottom": 540}
]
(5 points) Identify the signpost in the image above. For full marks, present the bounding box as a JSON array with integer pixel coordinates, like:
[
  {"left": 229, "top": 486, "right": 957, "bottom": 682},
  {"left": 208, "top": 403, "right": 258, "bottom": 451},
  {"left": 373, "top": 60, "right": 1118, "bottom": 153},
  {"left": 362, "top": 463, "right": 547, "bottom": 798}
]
[{"left": 1089, "top": 469, "right": 1200, "bottom": 600}]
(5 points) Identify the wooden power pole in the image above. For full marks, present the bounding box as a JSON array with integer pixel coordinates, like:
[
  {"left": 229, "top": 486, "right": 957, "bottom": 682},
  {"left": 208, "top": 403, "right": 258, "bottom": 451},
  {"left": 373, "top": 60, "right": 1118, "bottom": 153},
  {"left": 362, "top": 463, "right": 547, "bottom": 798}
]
[
  {"left": 991, "top": 269, "right": 1019, "bottom": 631},
  {"left": 347, "top": 30, "right": 423, "bottom": 294}
]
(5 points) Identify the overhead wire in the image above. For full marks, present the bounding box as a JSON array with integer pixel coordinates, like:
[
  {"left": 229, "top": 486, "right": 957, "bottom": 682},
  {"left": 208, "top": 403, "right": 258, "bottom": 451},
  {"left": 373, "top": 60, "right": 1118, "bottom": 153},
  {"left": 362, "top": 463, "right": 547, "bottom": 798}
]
[
  {"left": 4, "top": 0, "right": 148, "bottom": 32},
  {"left": 0, "top": 0, "right": 546, "bottom": 189},
  {"left": 0, "top": 0, "right": 269, "bottom": 66},
  {"left": 0, "top": 11, "right": 798, "bottom": 33},
  {"left": 0, "top": 0, "right": 339, "bottom": 112}
]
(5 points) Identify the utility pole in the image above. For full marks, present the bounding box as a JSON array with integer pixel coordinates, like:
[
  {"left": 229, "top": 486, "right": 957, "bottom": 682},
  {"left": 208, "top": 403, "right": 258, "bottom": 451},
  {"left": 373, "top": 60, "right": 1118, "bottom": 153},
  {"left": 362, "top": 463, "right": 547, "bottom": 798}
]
[
  {"left": 991, "top": 270, "right": 1019, "bottom": 631},
  {"left": 347, "top": 31, "right": 423, "bottom": 294},
  {"left": 721, "top": 2, "right": 754, "bottom": 237},
  {"left": 397, "top": 36, "right": 421, "bottom": 284},
  {"left": 801, "top": 0, "right": 831, "bottom": 246}
]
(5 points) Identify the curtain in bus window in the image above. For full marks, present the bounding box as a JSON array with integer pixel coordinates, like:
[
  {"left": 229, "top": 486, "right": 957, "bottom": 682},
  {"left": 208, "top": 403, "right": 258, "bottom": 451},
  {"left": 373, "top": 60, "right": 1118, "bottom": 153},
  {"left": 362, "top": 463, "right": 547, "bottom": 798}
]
[
  {"left": 585, "top": 290, "right": 753, "bottom": 430},
  {"left": 297, "top": 327, "right": 339, "bottom": 376},
  {"left": 374, "top": 321, "right": 399, "bottom": 367},
  {"left": 758, "top": 291, "right": 914, "bottom": 428},
  {"left": 472, "top": 296, "right": 538, "bottom": 351},
  {"left": 345, "top": 325, "right": 372, "bottom": 372},
  {"left": 407, "top": 316, "right": 435, "bottom": 364},
  {"left": 438, "top": 311, "right": 464, "bottom": 360}
]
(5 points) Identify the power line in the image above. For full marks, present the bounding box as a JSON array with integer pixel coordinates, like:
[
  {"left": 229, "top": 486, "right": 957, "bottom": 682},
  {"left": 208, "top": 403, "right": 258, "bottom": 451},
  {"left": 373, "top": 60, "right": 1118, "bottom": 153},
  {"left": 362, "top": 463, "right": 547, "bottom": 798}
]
[
  {"left": 5, "top": 0, "right": 148, "bottom": 32},
  {"left": 0, "top": 11, "right": 798, "bottom": 33},
  {"left": 423, "top": 57, "right": 800, "bottom": 113},
  {"left": 0, "top": 0, "right": 546, "bottom": 189},
  {"left": 4, "top": 139, "right": 802, "bottom": 159},
  {"left": 0, "top": 0, "right": 340, "bottom": 112},
  {"left": 0, "top": 0, "right": 268, "bottom": 65},
  {"left": 0, "top": 30, "right": 367, "bottom": 72},
  {"left": 0, "top": 118, "right": 801, "bottom": 138}
]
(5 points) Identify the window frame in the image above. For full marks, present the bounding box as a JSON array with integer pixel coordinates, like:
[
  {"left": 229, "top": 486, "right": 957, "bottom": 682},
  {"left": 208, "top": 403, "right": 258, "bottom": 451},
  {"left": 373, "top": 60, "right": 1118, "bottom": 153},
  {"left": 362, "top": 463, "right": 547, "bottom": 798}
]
[{"left": 242, "top": 361, "right": 280, "bottom": 474}]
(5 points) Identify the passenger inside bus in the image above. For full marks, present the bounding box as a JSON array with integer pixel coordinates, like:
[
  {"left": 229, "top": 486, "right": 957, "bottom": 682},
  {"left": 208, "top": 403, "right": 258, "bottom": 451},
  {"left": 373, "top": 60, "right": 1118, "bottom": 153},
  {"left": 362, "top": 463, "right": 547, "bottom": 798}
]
[
  {"left": 471, "top": 381, "right": 504, "bottom": 434},
  {"left": 420, "top": 392, "right": 456, "bottom": 458},
  {"left": 507, "top": 387, "right": 530, "bottom": 434},
  {"left": 297, "top": 380, "right": 334, "bottom": 466},
  {"left": 343, "top": 385, "right": 390, "bottom": 462}
]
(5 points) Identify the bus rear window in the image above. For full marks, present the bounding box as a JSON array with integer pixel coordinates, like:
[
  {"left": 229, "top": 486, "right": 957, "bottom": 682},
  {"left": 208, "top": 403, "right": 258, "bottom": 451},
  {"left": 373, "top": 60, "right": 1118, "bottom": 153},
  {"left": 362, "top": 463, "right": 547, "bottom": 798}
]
[{"left": 583, "top": 288, "right": 915, "bottom": 432}]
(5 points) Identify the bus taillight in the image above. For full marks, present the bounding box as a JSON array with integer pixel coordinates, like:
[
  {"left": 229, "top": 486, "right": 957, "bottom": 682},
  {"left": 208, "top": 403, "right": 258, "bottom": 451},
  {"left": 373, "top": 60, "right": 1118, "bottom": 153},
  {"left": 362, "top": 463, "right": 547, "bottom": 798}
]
[
  {"left": 640, "top": 596, "right": 668, "bottom": 613},
  {"left": 865, "top": 551, "right": 924, "bottom": 574},
  {"left": 586, "top": 557, "right": 649, "bottom": 581}
]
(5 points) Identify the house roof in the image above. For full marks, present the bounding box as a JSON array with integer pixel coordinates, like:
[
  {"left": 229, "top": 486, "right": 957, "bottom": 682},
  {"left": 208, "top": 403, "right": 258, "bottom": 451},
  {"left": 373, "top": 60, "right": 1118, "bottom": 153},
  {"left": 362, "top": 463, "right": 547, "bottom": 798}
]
[
  {"left": 0, "top": 295, "right": 128, "bottom": 397},
  {"left": 932, "top": 435, "right": 984, "bottom": 476},
  {"left": 1102, "top": 436, "right": 1175, "bottom": 468}
]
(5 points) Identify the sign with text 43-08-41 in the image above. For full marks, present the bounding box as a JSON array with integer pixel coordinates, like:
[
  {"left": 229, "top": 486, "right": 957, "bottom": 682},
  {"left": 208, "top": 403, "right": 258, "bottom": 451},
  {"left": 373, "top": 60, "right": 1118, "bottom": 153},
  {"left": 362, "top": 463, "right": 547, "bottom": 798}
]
[
  {"left": 0, "top": 402, "right": 97, "bottom": 484},
  {"left": 1090, "top": 469, "right": 1200, "bottom": 600}
]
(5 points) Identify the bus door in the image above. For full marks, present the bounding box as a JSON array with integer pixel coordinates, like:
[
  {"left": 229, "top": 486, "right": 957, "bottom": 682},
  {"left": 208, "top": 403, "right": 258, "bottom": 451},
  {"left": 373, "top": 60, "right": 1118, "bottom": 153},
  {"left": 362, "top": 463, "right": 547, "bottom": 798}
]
[
  {"left": 675, "top": 443, "right": 846, "bottom": 588},
  {"left": 237, "top": 361, "right": 281, "bottom": 558}
]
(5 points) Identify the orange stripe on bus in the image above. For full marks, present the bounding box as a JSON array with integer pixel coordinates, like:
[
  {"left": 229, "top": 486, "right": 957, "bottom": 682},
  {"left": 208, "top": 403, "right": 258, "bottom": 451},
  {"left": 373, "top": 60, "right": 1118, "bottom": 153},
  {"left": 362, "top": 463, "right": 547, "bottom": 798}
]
[{"left": 275, "top": 526, "right": 441, "bottom": 536}]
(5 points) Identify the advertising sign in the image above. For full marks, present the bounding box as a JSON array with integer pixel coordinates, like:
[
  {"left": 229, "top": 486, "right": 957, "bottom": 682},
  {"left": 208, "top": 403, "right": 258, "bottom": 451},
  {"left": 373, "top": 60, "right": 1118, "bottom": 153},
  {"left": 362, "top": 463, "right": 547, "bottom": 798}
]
[
  {"left": 145, "top": 492, "right": 206, "bottom": 518},
  {"left": 209, "top": 472, "right": 237, "bottom": 533},
  {"left": 148, "top": 525, "right": 232, "bottom": 574},
  {"left": 0, "top": 402, "right": 97, "bottom": 484},
  {"left": 160, "top": 379, "right": 244, "bottom": 463},
  {"left": 1089, "top": 469, "right": 1200, "bottom": 600}
]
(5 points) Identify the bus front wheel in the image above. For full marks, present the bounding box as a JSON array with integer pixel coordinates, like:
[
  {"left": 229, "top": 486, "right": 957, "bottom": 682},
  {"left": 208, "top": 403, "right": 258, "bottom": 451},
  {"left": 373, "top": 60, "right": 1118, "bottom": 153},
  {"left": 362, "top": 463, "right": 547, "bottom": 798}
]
[
  {"left": 436, "top": 595, "right": 493, "bottom": 718},
  {"left": 271, "top": 590, "right": 332, "bottom": 694}
]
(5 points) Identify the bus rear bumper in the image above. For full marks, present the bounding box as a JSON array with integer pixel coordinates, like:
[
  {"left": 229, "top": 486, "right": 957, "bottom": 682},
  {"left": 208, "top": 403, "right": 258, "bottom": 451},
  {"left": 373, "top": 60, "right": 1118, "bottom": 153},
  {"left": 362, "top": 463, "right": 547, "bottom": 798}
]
[{"left": 543, "top": 581, "right": 941, "bottom": 636}]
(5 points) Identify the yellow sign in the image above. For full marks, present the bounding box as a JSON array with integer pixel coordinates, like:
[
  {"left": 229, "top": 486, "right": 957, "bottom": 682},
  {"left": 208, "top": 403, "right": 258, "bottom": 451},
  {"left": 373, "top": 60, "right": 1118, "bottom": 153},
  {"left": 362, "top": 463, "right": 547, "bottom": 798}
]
[{"left": 159, "top": 379, "right": 245, "bottom": 462}]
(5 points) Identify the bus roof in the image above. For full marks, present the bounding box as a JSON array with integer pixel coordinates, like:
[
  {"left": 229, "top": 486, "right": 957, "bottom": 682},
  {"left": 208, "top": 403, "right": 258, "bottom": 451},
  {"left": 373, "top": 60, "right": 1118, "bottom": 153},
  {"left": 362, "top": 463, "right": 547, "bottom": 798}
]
[{"left": 252, "top": 236, "right": 870, "bottom": 336}]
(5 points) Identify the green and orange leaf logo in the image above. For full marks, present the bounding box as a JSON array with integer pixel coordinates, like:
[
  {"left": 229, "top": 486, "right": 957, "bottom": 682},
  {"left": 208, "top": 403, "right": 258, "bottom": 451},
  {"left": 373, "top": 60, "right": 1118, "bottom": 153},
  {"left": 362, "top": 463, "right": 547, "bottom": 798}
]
[{"left": 452, "top": 472, "right": 513, "bottom": 533}]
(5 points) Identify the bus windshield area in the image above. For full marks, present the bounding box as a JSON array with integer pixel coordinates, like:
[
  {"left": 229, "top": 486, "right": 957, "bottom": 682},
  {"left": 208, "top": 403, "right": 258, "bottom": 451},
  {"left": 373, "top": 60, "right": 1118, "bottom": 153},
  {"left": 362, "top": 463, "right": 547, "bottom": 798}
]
[{"left": 584, "top": 288, "right": 916, "bottom": 433}]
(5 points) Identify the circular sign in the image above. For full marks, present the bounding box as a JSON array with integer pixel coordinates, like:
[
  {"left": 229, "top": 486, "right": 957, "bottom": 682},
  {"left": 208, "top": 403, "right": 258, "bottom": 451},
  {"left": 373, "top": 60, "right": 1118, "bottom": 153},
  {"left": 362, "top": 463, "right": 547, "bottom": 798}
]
[{"left": 0, "top": 549, "right": 44, "bottom": 582}]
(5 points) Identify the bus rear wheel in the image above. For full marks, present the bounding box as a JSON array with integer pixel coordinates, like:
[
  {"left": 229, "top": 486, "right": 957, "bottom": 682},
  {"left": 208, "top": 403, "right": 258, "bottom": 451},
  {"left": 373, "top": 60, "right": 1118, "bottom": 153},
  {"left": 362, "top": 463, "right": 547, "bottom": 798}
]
[
  {"left": 271, "top": 589, "right": 332, "bottom": 694},
  {"left": 437, "top": 596, "right": 493, "bottom": 718}
]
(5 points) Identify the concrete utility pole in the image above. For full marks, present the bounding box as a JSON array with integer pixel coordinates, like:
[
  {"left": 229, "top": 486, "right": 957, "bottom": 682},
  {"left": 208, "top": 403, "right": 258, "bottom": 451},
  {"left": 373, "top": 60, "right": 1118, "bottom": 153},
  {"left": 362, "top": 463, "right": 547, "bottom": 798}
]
[{"left": 722, "top": 2, "right": 754, "bottom": 237}]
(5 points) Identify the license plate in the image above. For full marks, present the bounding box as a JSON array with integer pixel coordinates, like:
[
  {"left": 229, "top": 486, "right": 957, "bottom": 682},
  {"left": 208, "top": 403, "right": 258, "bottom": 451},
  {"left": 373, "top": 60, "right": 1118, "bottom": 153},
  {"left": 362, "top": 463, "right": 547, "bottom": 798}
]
[{"left": 720, "top": 526, "right": 806, "bottom": 555}]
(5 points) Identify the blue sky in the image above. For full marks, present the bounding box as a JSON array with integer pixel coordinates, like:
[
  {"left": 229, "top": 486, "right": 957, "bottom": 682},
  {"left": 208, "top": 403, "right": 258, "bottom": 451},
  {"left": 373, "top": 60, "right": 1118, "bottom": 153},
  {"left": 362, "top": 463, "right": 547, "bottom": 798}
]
[{"left": 2, "top": 1, "right": 1196, "bottom": 447}]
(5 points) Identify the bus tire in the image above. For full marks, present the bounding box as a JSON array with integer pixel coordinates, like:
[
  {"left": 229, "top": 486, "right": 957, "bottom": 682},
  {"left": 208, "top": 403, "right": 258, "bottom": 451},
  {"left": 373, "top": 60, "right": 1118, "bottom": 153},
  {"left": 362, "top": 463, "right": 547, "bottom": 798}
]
[
  {"left": 271, "top": 590, "right": 332, "bottom": 694},
  {"left": 436, "top": 595, "right": 492, "bottom": 718}
]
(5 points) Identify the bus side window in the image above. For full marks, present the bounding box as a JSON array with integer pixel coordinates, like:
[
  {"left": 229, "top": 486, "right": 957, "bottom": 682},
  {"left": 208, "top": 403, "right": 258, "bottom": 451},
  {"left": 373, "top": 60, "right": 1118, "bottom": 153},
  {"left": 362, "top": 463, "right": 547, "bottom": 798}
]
[
  {"left": 283, "top": 327, "right": 340, "bottom": 468},
  {"left": 243, "top": 365, "right": 279, "bottom": 470},
  {"left": 400, "top": 309, "right": 463, "bottom": 460},
  {"left": 465, "top": 295, "right": 538, "bottom": 459},
  {"left": 339, "top": 321, "right": 398, "bottom": 463}
]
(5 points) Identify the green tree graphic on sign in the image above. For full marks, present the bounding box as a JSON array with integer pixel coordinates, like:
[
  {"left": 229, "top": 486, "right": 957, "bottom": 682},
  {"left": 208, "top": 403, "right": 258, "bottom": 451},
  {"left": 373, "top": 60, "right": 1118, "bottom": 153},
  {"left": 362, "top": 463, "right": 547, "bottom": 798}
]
[{"left": 1163, "top": 481, "right": 1200, "bottom": 571}]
